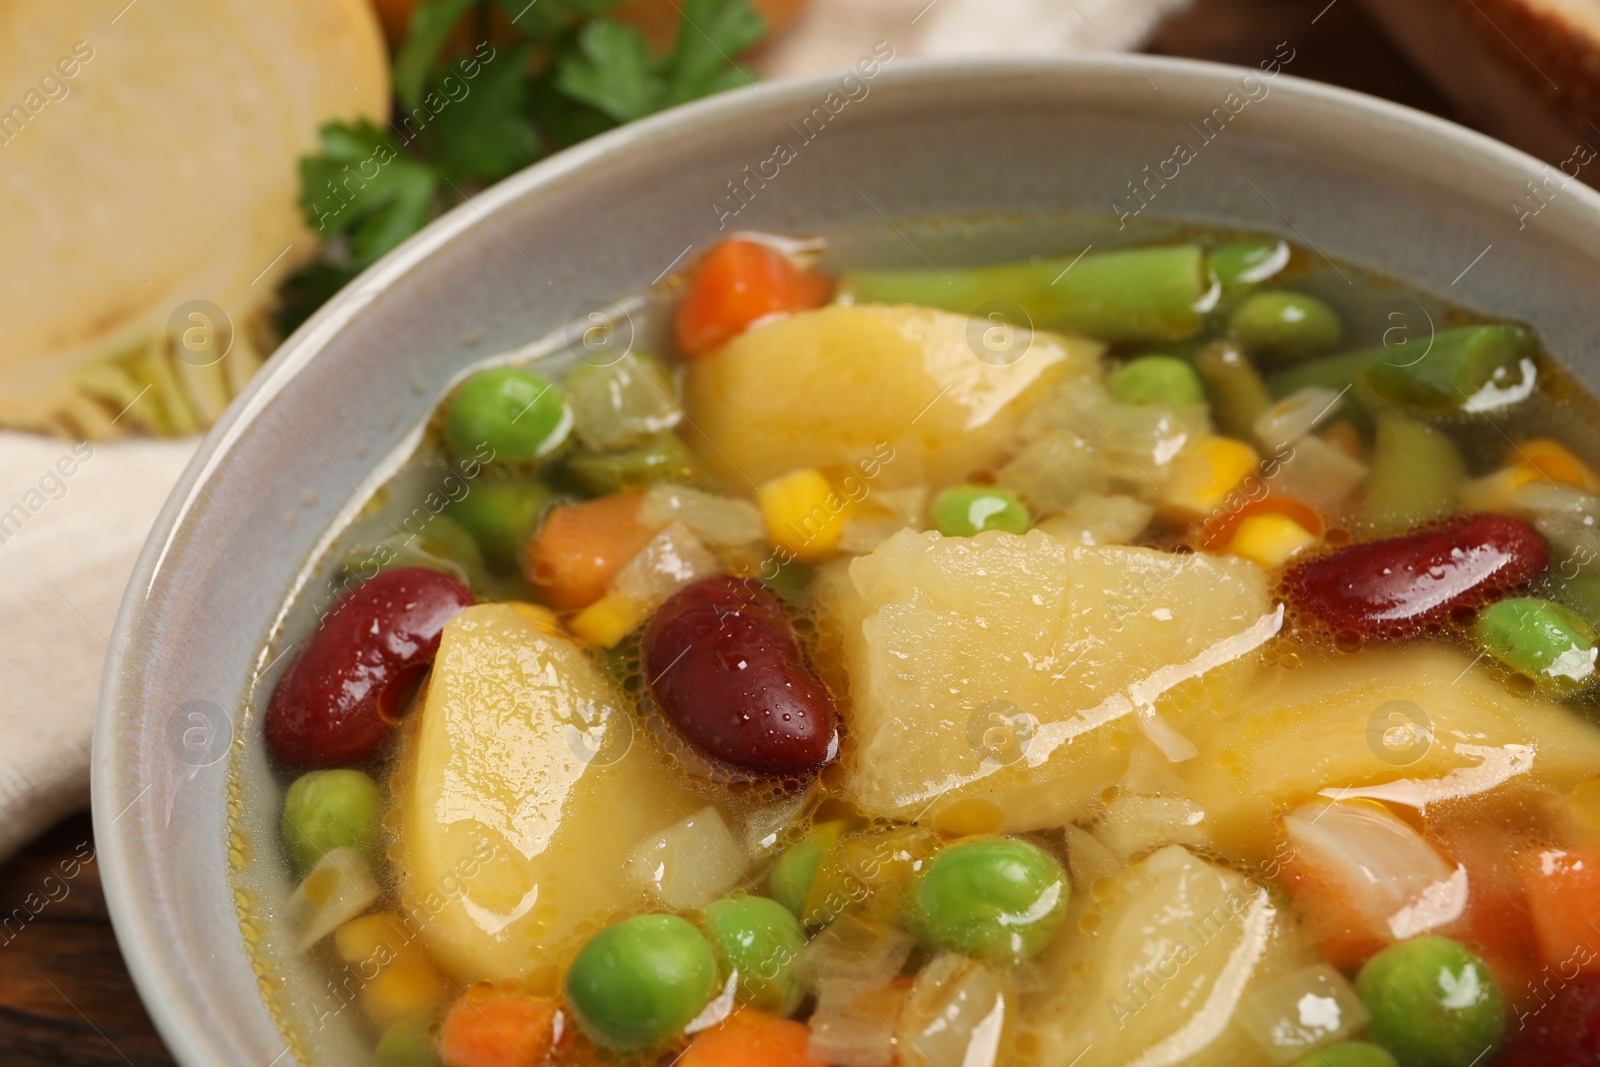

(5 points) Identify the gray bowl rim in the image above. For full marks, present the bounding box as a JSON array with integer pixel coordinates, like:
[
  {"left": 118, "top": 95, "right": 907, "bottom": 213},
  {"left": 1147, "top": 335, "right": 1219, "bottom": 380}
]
[{"left": 91, "top": 52, "right": 1600, "bottom": 1067}]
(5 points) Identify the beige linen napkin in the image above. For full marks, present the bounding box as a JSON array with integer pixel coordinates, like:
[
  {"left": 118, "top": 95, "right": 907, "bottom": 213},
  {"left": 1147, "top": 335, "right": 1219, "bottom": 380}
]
[
  {"left": 0, "top": 431, "right": 194, "bottom": 860},
  {"left": 0, "top": 0, "right": 1184, "bottom": 862}
]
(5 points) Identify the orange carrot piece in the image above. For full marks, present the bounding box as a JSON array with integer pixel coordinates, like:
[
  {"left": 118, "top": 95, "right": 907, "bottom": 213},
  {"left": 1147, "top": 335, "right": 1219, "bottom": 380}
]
[
  {"left": 440, "top": 992, "right": 561, "bottom": 1067},
  {"left": 674, "top": 240, "right": 832, "bottom": 357},
  {"left": 521, "top": 491, "right": 654, "bottom": 609},
  {"left": 678, "top": 1009, "right": 825, "bottom": 1067},
  {"left": 1522, "top": 848, "right": 1600, "bottom": 975}
]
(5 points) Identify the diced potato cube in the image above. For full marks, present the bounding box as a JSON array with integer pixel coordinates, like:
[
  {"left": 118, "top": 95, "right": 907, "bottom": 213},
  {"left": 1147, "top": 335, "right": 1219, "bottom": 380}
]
[
  {"left": 1180, "top": 645, "right": 1600, "bottom": 860},
  {"left": 623, "top": 806, "right": 747, "bottom": 910},
  {"left": 684, "top": 304, "right": 1101, "bottom": 489},
  {"left": 1025, "top": 846, "right": 1311, "bottom": 1067},
  {"left": 400, "top": 605, "right": 710, "bottom": 981},
  {"left": 817, "top": 529, "right": 1276, "bottom": 830}
]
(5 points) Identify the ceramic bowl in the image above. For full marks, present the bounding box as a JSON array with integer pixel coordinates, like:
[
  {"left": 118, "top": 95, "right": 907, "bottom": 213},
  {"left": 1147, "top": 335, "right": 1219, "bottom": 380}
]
[{"left": 92, "top": 55, "right": 1600, "bottom": 1066}]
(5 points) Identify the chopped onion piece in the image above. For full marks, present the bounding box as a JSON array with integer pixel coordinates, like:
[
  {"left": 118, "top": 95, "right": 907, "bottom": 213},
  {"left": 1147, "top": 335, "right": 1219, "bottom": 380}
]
[
  {"left": 1036, "top": 493, "right": 1154, "bottom": 546},
  {"left": 998, "top": 428, "right": 1105, "bottom": 514},
  {"left": 1273, "top": 435, "right": 1368, "bottom": 513},
  {"left": 874, "top": 487, "right": 929, "bottom": 525},
  {"left": 808, "top": 979, "right": 903, "bottom": 1067},
  {"left": 639, "top": 484, "right": 764, "bottom": 545},
  {"left": 566, "top": 351, "right": 682, "bottom": 452},
  {"left": 798, "top": 910, "right": 914, "bottom": 993},
  {"left": 901, "top": 954, "right": 1012, "bottom": 1067},
  {"left": 1097, "top": 793, "right": 1211, "bottom": 858},
  {"left": 1282, "top": 799, "right": 1467, "bottom": 961},
  {"left": 738, "top": 786, "right": 816, "bottom": 858},
  {"left": 1236, "top": 962, "right": 1369, "bottom": 1065},
  {"left": 610, "top": 521, "right": 719, "bottom": 610},
  {"left": 623, "top": 805, "right": 746, "bottom": 910},
  {"left": 285, "top": 847, "right": 380, "bottom": 953},
  {"left": 1253, "top": 387, "right": 1343, "bottom": 453},
  {"left": 839, "top": 516, "right": 913, "bottom": 555}
]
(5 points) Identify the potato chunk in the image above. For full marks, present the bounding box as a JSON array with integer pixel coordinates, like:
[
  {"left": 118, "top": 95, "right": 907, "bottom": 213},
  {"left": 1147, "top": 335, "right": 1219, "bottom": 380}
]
[
  {"left": 818, "top": 529, "right": 1278, "bottom": 829},
  {"left": 398, "top": 604, "right": 710, "bottom": 981},
  {"left": 1181, "top": 644, "right": 1600, "bottom": 861},
  {"left": 1025, "top": 846, "right": 1311, "bottom": 1067},
  {"left": 682, "top": 304, "right": 1102, "bottom": 488}
]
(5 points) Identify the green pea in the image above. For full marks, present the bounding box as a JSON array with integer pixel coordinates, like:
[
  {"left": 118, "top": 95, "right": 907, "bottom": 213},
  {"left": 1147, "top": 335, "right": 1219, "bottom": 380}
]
[
  {"left": 930, "top": 486, "right": 1030, "bottom": 538},
  {"left": 1473, "top": 597, "right": 1598, "bottom": 694},
  {"left": 564, "top": 914, "right": 719, "bottom": 1052},
  {"left": 444, "top": 478, "right": 554, "bottom": 570},
  {"left": 281, "top": 769, "right": 382, "bottom": 874},
  {"left": 703, "top": 895, "right": 807, "bottom": 1016},
  {"left": 1288, "top": 1043, "right": 1398, "bottom": 1067},
  {"left": 904, "top": 836, "right": 1068, "bottom": 961},
  {"left": 1229, "top": 290, "right": 1343, "bottom": 363},
  {"left": 1356, "top": 936, "right": 1505, "bottom": 1067},
  {"left": 1207, "top": 240, "right": 1290, "bottom": 302},
  {"left": 565, "top": 434, "right": 704, "bottom": 495},
  {"left": 373, "top": 1018, "right": 442, "bottom": 1067},
  {"left": 1109, "top": 356, "right": 1206, "bottom": 407},
  {"left": 446, "top": 368, "right": 572, "bottom": 461},
  {"left": 768, "top": 820, "right": 850, "bottom": 919}
]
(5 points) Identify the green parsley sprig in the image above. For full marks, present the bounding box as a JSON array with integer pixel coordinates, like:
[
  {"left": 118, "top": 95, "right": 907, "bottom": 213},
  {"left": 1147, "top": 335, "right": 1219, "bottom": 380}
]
[{"left": 279, "top": 0, "right": 765, "bottom": 333}]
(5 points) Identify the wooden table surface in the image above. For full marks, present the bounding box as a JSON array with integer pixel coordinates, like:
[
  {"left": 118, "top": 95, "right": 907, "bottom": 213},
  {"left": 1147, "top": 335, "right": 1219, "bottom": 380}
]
[{"left": 0, "top": 0, "right": 1465, "bottom": 1062}]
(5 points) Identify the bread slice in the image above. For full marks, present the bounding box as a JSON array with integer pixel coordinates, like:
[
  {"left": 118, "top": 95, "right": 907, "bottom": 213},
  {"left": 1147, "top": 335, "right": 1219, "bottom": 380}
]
[
  {"left": 1361, "top": 0, "right": 1600, "bottom": 163},
  {"left": 0, "top": 0, "right": 388, "bottom": 437}
]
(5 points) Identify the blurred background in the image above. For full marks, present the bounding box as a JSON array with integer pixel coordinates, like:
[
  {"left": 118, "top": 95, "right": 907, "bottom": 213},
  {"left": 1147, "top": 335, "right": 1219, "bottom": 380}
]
[{"left": 0, "top": 0, "right": 1593, "bottom": 1061}]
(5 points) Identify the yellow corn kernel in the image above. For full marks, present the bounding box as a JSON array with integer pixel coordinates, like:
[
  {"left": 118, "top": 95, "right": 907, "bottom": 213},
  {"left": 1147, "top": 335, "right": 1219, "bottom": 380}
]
[
  {"left": 1461, "top": 438, "right": 1600, "bottom": 514},
  {"left": 1158, "top": 436, "right": 1259, "bottom": 523},
  {"left": 1225, "top": 512, "right": 1318, "bottom": 569},
  {"left": 1459, "top": 468, "right": 1521, "bottom": 514},
  {"left": 1517, "top": 438, "right": 1600, "bottom": 493},
  {"left": 331, "top": 912, "right": 449, "bottom": 1029},
  {"left": 757, "top": 468, "right": 849, "bottom": 561},
  {"left": 360, "top": 955, "right": 449, "bottom": 1029},
  {"left": 506, "top": 601, "right": 563, "bottom": 635},
  {"left": 569, "top": 594, "right": 646, "bottom": 648},
  {"left": 333, "top": 912, "right": 411, "bottom": 965}
]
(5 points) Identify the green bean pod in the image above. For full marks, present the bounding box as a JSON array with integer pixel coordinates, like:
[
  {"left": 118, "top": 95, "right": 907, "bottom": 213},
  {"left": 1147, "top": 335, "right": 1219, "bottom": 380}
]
[
  {"left": 1363, "top": 412, "right": 1465, "bottom": 535},
  {"left": 1207, "top": 239, "right": 1291, "bottom": 304},
  {"left": 836, "top": 244, "right": 1207, "bottom": 343},
  {"left": 1194, "top": 341, "right": 1273, "bottom": 440},
  {"left": 1267, "top": 350, "right": 1375, "bottom": 400},
  {"left": 1360, "top": 324, "right": 1537, "bottom": 413}
]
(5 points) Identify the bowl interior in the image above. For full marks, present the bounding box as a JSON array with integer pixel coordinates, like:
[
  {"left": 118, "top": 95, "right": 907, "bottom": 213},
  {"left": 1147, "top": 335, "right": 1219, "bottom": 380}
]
[{"left": 92, "top": 55, "right": 1600, "bottom": 1066}]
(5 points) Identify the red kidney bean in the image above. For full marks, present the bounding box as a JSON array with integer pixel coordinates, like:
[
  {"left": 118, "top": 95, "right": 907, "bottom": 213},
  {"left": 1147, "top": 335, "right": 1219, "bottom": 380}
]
[
  {"left": 642, "top": 576, "right": 837, "bottom": 775},
  {"left": 266, "top": 567, "right": 473, "bottom": 768},
  {"left": 1285, "top": 512, "right": 1546, "bottom": 639}
]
